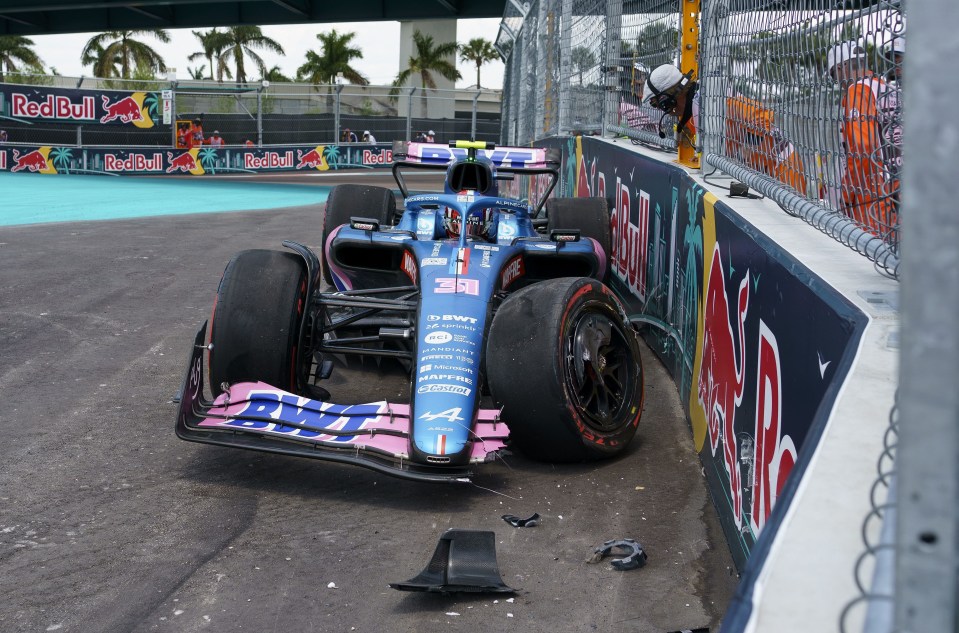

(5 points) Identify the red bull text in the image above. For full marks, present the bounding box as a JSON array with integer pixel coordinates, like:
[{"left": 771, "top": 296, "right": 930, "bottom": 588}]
[
  {"left": 244, "top": 151, "right": 294, "bottom": 170},
  {"left": 11, "top": 93, "right": 95, "bottom": 121},
  {"left": 104, "top": 153, "right": 164, "bottom": 172}
]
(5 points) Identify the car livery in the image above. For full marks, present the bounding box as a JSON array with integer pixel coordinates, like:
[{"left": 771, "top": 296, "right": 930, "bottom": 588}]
[{"left": 176, "top": 140, "right": 644, "bottom": 483}]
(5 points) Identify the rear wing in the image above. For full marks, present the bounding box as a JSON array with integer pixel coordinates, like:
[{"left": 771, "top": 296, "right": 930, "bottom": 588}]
[{"left": 392, "top": 141, "right": 560, "bottom": 171}]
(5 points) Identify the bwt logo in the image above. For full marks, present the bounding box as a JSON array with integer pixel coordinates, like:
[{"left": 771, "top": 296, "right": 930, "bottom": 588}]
[
  {"left": 416, "top": 147, "right": 536, "bottom": 168},
  {"left": 609, "top": 177, "right": 650, "bottom": 301}
]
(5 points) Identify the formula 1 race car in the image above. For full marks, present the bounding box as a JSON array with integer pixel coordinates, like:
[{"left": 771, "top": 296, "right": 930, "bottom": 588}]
[{"left": 176, "top": 140, "right": 645, "bottom": 483}]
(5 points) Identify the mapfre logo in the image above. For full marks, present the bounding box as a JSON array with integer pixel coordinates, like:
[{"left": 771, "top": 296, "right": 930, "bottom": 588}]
[
  {"left": 401, "top": 250, "right": 418, "bottom": 285},
  {"left": 500, "top": 256, "right": 524, "bottom": 289}
]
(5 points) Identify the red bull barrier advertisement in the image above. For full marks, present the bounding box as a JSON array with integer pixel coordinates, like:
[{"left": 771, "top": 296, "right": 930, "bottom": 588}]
[
  {"left": 0, "top": 144, "right": 394, "bottom": 176},
  {"left": 1, "top": 85, "right": 163, "bottom": 128},
  {"left": 537, "top": 136, "right": 867, "bottom": 578}
]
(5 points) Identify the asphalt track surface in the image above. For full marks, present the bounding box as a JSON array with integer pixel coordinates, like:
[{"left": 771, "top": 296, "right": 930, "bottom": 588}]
[{"left": 0, "top": 172, "right": 738, "bottom": 633}]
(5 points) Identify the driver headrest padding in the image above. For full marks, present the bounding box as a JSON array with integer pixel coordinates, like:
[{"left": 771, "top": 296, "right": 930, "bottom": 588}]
[{"left": 449, "top": 160, "right": 494, "bottom": 195}]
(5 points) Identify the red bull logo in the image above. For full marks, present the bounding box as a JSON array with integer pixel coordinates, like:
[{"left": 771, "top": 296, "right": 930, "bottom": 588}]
[
  {"left": 100, "top": 95, "right": 143, "bottom": 124},
  {"left": 11, "top": 149, "right": 49, "bottom": 173},
  {"left": 244, "top": 151, "right": 294, "bottom": 169},
  {"left": 362, "top": 149, "right": 392, "bottom": 165},
  {"left": 104, "top": 153, "right": 164, "bottom": 172},
  {"left": 610, "top": 178, "right": 650, "bottom": 300},
  {"left": 296, "top": 148, "right": 324, "bottom": 169},
  {"left": 166, "top": 151, "right": 198, "bottom": 173},
  {"left": 697, "top": 244, "right": 750, "bottom": 528},
  {"left": 11, "top": 93, "right": 95, "bottom": 120},
  {"left": 749, "top": 321, "right": 797, "bottom": 535}
]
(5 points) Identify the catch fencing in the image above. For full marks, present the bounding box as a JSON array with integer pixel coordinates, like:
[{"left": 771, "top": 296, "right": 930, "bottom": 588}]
[
  {"left": 0, "top": 74, "right": 501, "bottom": 148},
  {"left": 497, "top": 0, "right": 905, "bottom": 276}
]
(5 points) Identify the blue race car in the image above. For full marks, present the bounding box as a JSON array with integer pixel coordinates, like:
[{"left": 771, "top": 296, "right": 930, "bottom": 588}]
[{"left": 176, "top": 140, "right": 645, "bottom": 483}]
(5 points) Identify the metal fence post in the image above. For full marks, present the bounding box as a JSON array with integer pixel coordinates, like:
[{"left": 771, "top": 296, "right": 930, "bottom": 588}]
[
  {"left": 603, "top": 0, "right": 623, "bottom": 138},
  {"left": 471, "top": 90, "right": 481, "bottom": 140},
  {"left": 896, "top": 0, "right": 959, "bottom": 630},
  {"left": 558, "top": 0, "right": 572, "bottom": 136},
  {"left": 76, "top": 126, "right": 82, "bottom": 148},
  {"left": 334, "top": 83, "right": 343, "bottom": 144},
  {"left": 256, "top": 88, "right": 263, "bottom": 147},
  {"left": 406, "top": 87, "right": 416, "bottom": 142},
  {"left": 678, "top": 0, "right": 701, "bottom": 168},
  {"left": 170, "top": 82, "right": 177, "bottom": 149}
]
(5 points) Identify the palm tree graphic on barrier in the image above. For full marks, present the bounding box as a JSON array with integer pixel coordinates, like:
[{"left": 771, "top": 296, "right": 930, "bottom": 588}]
[
  {"left": 324, "top": 145, "right": 341, "bottom": 169},
  {"left": 50, "top": 147, "right": 73, "bottom": 174},
  {"left": 143, "top": 92, "right": 161, "bottom": 121},
  {"left": 198, "top": 147, "right": 218, "bottom": 174}
]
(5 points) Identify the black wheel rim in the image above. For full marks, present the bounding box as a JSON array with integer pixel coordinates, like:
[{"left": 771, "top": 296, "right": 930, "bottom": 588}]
[{"left": 564, "top": 305, "right": 638, "bottom": 433}]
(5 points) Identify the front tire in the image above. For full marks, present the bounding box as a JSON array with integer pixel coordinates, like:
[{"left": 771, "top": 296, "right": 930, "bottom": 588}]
[
  {"left": 546, "top": 197, "right": 611, "bottom": 279},
  {"left": 209, "top": 249, "right": 308, "bottom": 396},
  {"left": 486, "top": 277, "right": 644, "bottom": 462},
  {"left": 322, "top": 184, "right": 397, "bottom": 284}
]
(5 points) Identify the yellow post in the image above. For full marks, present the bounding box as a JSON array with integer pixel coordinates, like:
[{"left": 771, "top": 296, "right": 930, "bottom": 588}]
[{"left": 678, "top": 0, "right": 701, "bottom": 169}]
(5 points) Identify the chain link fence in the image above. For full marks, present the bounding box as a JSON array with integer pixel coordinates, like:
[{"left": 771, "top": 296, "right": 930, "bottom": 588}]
[
  {"left": 0, "top": 74, "right": 501, "bottom": 148},
  {"left": 498, "top": 0, "right": 905, "bottom": 274}
]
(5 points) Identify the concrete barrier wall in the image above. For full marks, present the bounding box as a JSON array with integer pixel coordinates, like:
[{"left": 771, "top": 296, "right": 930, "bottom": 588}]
[
  {"left": 534, "top": 135, "right": 898, "bottom": 632},
  {"left": 0, "top": 144, "right": 394, "bottom": 175}
]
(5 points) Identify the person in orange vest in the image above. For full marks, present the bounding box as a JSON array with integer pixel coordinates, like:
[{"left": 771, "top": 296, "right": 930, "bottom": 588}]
[
  {"left": 724, "top": 95, "right": 806, "bottom": 194},
  {"left": 187, "top": 117, "right": 204, "bottom": 149},
  {"left": 827, "top": 42, "right": 897, "bottom": 238}
]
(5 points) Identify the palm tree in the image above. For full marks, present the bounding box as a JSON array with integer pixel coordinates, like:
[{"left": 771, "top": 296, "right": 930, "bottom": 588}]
[
  {"left": 394, "top": 30, "right": 461, "bottom": 116},
  {"left": 187, "top": 65, "right": 206, "bottom": 80},
  {"left": 188, "top": 28, "right": 229, "bottom": 81},
  {"left": 296, "top": 30, "right": 367, "bottom": 86},
  {"left": 0, "top": 35, "right": 44, "bottom": 82},
  {"left": 216, "top": 26, "right": 284, "bottom": 85},
  {"left": 458, "top": 37, "right": 498, "bottom": 89},
  {"left": 570, "top": 46, "right": 595, "bottom": 85},
  {"left": 634, "top": 22, "right": 679, "bottom": 69},
  {"left": 80, "top": 29, "right": 169, "bottom": 79},
  {"left": 262, "top": 65, "right": 291, "bottom": 83}
]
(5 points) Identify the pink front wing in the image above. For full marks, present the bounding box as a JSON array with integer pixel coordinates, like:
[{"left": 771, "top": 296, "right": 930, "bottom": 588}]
[{"left": 197, "top": 382, "right": 508, "bottom": 463}]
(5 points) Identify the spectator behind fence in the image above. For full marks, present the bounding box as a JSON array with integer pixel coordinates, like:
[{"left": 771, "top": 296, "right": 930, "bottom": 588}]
[
  {"left": 880, "top": 36, "right": 904, "bottom": 177},
  {"left": 426, "top": 130, "right": 435, "bottom": 143},
  {"left": 362, "top": 130, "right": 377, "bottom": 144},
  {"left": 414, "top": 131, "right": 427, "bottom": 142},
  {"left": 208, "top": 130, "right": 225, "bottom": 147},
  {"left": 341, "top": 128, "right": 358, "bottom": 143},
  {"left": 643, "top": 64, "right": 699, "bottom": 147},
  {"left": 188, "top": 117, "right": 204, "bottom": 149},
  {"left": 827, "top": 41, "right": 898, "bottom": 237},
  {"left": 244, "top": 139, "right": 255, "bottom": 147},
  {"left": 724, "top": 95, "right": 807, "bottom": 194},
  {"left": 176, "top": 123, "right": 189, "bottom": 149},
  {"left": 618, "top": 62, "right": 655, "bottom": 132},
  {"left": 0, "top": 129, "right": 7, "bottom": 143}
]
